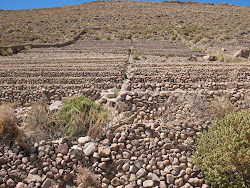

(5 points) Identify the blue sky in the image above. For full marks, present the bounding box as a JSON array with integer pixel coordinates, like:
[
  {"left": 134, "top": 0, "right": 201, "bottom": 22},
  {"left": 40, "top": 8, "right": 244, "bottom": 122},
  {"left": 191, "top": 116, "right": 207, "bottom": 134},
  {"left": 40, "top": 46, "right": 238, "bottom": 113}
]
[{"left": 0, "top": 0, "right": 249, "bottom": 10}]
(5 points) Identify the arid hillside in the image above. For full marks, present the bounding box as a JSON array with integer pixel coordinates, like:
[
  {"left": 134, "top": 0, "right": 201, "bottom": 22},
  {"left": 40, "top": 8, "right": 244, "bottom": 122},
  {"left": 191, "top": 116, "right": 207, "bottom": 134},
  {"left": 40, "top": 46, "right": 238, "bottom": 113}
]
[{"left": 0, "top": 1, "right": 249, "bottom": 46}]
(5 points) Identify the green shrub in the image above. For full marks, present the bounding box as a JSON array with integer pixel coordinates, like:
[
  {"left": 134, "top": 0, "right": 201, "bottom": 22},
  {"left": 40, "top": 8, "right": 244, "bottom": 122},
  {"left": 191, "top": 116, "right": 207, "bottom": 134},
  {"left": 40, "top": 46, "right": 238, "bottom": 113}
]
[
  {"left": 131, "top": 53, "right": 139, "bottom": 60},
  {"left": 24, "top": 45, "right": 31, "bottom": 50},
  {"left": 69, "top": 38, "right": 75, "bottom": 43},
  {"left": 193, "top": 110, "right": 250, "bottom": 188},
  {"left": 0, "top": 49, "right": 8, "bottom": 56},
  {"left": 56, "top": 96, "right": 107, "bottom": 138},
  {"left": 6, "top": 48, "right": 13, "bottom": 55}
]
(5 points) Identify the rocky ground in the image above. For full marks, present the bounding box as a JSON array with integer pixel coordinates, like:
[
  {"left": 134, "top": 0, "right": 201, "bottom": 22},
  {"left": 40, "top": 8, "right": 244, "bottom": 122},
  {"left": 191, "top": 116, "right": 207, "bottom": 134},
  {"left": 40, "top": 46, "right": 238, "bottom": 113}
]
[{"left": 0, "top": 39, "right": 249, "bottom": 188}]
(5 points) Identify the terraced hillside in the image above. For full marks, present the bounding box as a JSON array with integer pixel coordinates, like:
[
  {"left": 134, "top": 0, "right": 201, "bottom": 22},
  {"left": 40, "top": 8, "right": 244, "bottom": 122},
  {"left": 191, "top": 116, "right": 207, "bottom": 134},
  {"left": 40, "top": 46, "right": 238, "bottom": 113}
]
[
  {"left": 0, "top": 38, "right": 249, "bottom": 188},
  {"left": 0, "top": 1, "right": 249, "bottom": 187}
]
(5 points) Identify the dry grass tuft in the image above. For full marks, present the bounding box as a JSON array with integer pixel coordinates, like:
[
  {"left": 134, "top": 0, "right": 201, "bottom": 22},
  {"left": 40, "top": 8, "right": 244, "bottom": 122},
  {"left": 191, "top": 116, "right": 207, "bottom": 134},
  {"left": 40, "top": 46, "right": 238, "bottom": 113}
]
[
  {"left": 0, "top": 104, "right": 20, "bottom": 143},
  {"left": 209, "top": 96, "right": 235, "bottom": 118},
  {"left": 75, "top": 167, "right": 102, "bottom": 188},
  {"left": 26, "top": 101, "right": 58, "bottom": 142}
]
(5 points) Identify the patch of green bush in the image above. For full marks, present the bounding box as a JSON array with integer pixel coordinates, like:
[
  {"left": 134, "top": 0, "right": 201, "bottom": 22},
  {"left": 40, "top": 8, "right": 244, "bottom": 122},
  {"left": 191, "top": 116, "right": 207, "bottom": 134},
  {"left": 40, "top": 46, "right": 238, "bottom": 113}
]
[
  {"left": 24, "top": 45, "right": 31, "bottom": 50},
  {"left": 6, "top": 48, "right": 13, "bottom": 55},
  {"left": 193, "top": 110, "right": 250, "bottom": 188},
  {"left": 131, "top": 53, "right": 139, "bottom": 60},
  {"left": 0, "top": 49, "right": 8, "bottom": 56},
  {"left": 56, "top": 96, "right": 107, "bottom": 138}
]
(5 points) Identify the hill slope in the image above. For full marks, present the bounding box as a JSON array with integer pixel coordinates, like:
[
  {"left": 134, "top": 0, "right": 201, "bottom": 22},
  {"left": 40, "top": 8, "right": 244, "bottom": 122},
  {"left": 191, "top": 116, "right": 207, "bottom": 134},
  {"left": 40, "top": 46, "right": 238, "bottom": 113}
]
[{"left": 0, "top": 1, "right": 249, "bottom": 46}]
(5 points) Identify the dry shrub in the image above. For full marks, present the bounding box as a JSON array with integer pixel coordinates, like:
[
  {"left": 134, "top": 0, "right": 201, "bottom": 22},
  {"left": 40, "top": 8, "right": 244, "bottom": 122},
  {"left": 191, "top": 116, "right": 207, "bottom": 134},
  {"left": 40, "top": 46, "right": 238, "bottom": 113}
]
[
  {"left": 209, "top": 96, "right": 235, "bottom": 118},
  {"left": 76, "top": 167, "right": 102, "bottom": 188},
  {"left": 26, "top": 101, "right": 58, "bottom": 142},
  {"left": 0, "top": 104, "right": 20, "bottom": 143}
]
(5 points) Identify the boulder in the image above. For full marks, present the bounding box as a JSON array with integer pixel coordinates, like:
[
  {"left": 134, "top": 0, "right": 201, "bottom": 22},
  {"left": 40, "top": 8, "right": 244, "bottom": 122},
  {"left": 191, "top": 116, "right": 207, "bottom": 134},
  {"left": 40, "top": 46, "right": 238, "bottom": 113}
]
[
  {"left": 143, "top": 180, "right": 155, "bottom": 187},
  {"left": 49, "top": 101, "right": 62, "bottom": 112},
  {"left": 78, "top": 136, "right": 90, "bottom": 145},
  {"left": 98, "top": 146, "right": 111, "bottom": 157},
  {"left": 8, "top": 170, "right": 27, "bottom": 182},
  {"left": 55, "top": 143, "right": 68, "bottom": 154},
  {"left": 6, "top": 178, "right": 15, "bottom": 187},
  {"left": 116, "top": 101, "right": 130, "bottom": 112},
  {"left": 26, "top": 174, "right": 42, "bottom": 183},
  {"left": 83, "top": 142, "right": 97, "bottom": 156},
  {"left": 233, "top": 48, "right": 250, "bottom": 58}
]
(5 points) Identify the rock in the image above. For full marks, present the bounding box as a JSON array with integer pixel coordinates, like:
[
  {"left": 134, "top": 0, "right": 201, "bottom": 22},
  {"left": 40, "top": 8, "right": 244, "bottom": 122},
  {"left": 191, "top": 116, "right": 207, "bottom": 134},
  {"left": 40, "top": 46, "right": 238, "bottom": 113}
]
[
  {"left": 22, "top": 157, "right": 29, "bottom": 164},
  {"left": 186, "top": 168, "right": 192, "bottom": 175},
  {"left": 122, "top": 163, "right": 130, "bottom": 171},
  {"left": 102, "top": 177, "right": 111, "bottom": 184},
  {"left": 116, "top": 101, "right": 130, "bottom": 112},
  {"left": 8, "top": 170, "right": 26, "bottom": 182},
  {"left": 49, "top": 101, "right": 62, "bottom": 112},
  {"left": 147, "top": 172, "right": 160, "bottom": 181},
  {"left": 203, "top": 54, "right": 217, "bottom": 61},
  {"left": 188, "top": 56, "right": 197, "bottom": 62},
  {"left": 129, "top": 174, "right": 137, "bottom": 182},
  {"left": 30, "top": 154, "right": 38, "bottom": 162},
  {"left": 29, "top": 168, "right": 38, "bottom": 174},
  {"left": 143, "top": 180, "right": 154, "bottom": 187},
  {"left": 233, "top": 48, "right": 250, "bottom": 58},
  {"left": 106, "top": 130, "right": 114, "bottom": 142},
  {"left": 202, "top": 184, "right": 210, "bottom": 188},
  {"left": 98, "top": 146, "right": 111, "bottom": 157},
  {"left": 123, "top": 152, "right": 131, "bottom": 159},
  {"left": 163, "top": 143, "right": 173, "bottom": 150},
  {"left": 129, "top": 165, "right": 138, "bottom": 173},
  {"left": 26, "top": 174, "right": 42, "bottom": 183},
  {"left": 106, "top": 92, "right": 117, "bottom": 98},
  {"left": 16, "top": 182, "right": 28, "bottom": 188},
  {"left": 0, "top": 157, "right": 7, "bottom": 164},
  {"left": 83, "top": 142, "right": 97, "bottom": 156},
  {"left": 188, "top": 178, "right": 200, "bottom": 186},
  {"left": 160, "top": 181, "right": 167, "bottom": 188},
  {"left": 175, "top": 178, "right": 184, "bottom": 187},
  {"left": 41, "top": 178, "right": 57, "bottom": 188},
  {"left": 166, "top": 174, "right": 174, "bottom": 184},
  {"left": 6, "top": 178, "right": 15, "bottom": 187},
  {"left": 182, "top": 183, "right": 193, "bottom": 188},
  {"left": 78, "top": 136, "right": 90, "bottom": 145},
  {"left": 55, "top": 144, "right": 68, "bottom": 154},
  {"left": 111, "top": 177, "right": 120, "bottom": 186},
  {"left": 62, "top": 172, "right": 72, "bottom": 182},
  {"left": 98, "top": 162, "right": 106, "bottom": 170},
  {"left": 116, "top": 159, "right": 129, "bottom": 166},
  {"left": 0, "top": 169, "right": 7, "bottom": 177},
  {"left": 136, "top": 168, "right": 147, "bottom": 179}
]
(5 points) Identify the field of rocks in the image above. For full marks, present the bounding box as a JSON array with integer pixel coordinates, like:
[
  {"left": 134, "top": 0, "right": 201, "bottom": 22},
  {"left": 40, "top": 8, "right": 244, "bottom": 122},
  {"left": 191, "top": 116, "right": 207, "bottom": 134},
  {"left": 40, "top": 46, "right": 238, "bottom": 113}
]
[{"left": 0, "top": 36, "right": 249, "bottom": 188}]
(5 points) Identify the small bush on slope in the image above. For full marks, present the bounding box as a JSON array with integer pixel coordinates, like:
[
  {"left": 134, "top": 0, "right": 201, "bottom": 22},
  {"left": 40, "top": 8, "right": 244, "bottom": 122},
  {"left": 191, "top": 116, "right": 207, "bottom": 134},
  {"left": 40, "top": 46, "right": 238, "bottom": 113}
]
[
  {"left": 56, "top": 95, "right": 107, "bottom": 139},
  {"left": 27, "top": 101, "right": 58, "bottom": 141},
  {"left": 193, "top": 110, "right": 250, "bottom": 188},
  {"left": 0, "top": 104, "right": 20, "bottom": 143}
]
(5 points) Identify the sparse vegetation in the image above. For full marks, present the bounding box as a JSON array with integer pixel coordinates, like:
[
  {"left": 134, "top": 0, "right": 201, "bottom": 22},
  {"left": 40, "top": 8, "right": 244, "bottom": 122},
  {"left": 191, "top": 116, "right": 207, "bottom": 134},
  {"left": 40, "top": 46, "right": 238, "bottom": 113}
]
[
  {"left": 193, "top": 110, "right": 250, "bottom": 188},
  {"left": 209, "top": 96, "right": 235, "bottom": 118},
  {"left": 0, "top": 104, "right": 20, "bottom": 143}
]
